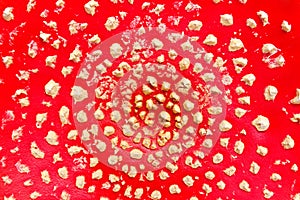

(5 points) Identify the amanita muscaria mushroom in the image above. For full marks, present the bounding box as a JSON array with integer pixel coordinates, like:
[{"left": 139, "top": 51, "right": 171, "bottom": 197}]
[{"left": 0, "top": 0, "right": 299, "bottom": 199}]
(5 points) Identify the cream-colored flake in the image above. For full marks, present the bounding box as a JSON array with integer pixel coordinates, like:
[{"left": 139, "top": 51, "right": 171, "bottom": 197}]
[
  {"left": 229, "top": 38, "right": 244, "bottom": 51},
  {"left": 205, "top": 171, "right": 215, "bottom": 180},
  {"left": 45, "top": 55, "right": 57, "bottom": 68},
  {"left": 134, "top": 188, "right": 143, "bottom": 199},
  {"left": 183, "top": 100, "right": 194, "bottom": 112},
  {"left": 185, "top": 2, "right": 201, "bottom": 12},
  {"left": 41, "top": 170, "right": 51, "bottom": 184},
  {"left": 3, "top": 7, "right": 14, "bottom": 21},
  {"left": 262, "top": 43, "right": 277, "bottom": 55},
  {"left": 219, "top": 120, "right": 232, "bottom": 132},
  {"left": 213, "top": 153, "right": 224, "bottom": 164},
  {"left": 291, "top": 113, "right": 300, "bottom": 123},
  {"left": 146, "top": 171, "right": 154, "bottom": 181},
  {"left": 150, "top": 190, "right": 161, "bottom": 200},
  {"left": 69, "top": 46, "right": 82, "bottom": 63},
  {"left": 67, "top": 146, "right": 83, "bottom": 156},
  {"left": 256, "top": 145, "right": 268, "bottom": 156},
  {"left": 183, "top": 175, "right": 194, "bottom": 187},
  {"left": 31, "top": 142, "right": 45, "bottom": 159},
  {"left": 270, "top": 173, "right": 281, "bottom": 181},
  {"left": 15, "top": 160, "right": 30, "bottom": 173},
  {"left": 168, "top": 49, "right": 178, "bottom": 60},
  {"left": 274, "top": 55, "right": 285, "bottom": 67},
  {"left": 2, "top": 56, "right": 13, "bottom": 68},
  {"left": 157, "top": 54, "right": 164, "bottom": 63},
  {"left": 110, "top": 110, "right": 121, "bottom": 122},
  {"left": 2, "top": 176, "right": 12, "bottom": 185},
  {"left": 239, "top": 180, "right": 251, "bottom": 192},
  {"left": 233, "top": 57, "right": 248, "bottom": 67},
  {"left": 293, "top": 193, "right": 300, "bottom": 200},
  {"left": 84, "top": 0, "right": 99, "bottom": 16},
  {"left": 281, "top": 135, "right": 295, "bottom": 149},
  {"left": 220, "top": 138, "right": 229, "bottom": 148},
  {"left": 264, "top": 85, "right": 278, "bottom": 101},
  {"left": 252, "top": 115, "right": 270, "bottom": 132},
  {"left": 18, "top": 97, "right": 30, "bottom": 107},
  {"left": 204, "top": 53, "right": 214, "bottom": 64},
  {"left": 119, "top": 11, "right": 127, "bottom": 20},
  {"left": 110, "top": 43, "right": 123, "bottom": 58},
  {"left": 208, "top": 106, "right": 223, "bottom": 115},
  {"left": 94, "top": 108, "right": 104, "bottom": 120},
  {"left": 166, "top": 162, "right": 178, "bottom": 173},
  {"left": 188, "top": 20, "right": 202, "bottom": 31},
  {"left": 217, "top": 181, "right": 226, "bottom": 190},
  {"left": 156, "top": 94, "right": 166, "bottom": 103},
  {"left": 281, "top": 20, "right": 291, "bottom": 32},
  {"left": 263, "top": 188, "right": 274, "bottom": 199},
  {"left": 130, "top": 149, "right": 143, "bottom": 160},
  {"left": 179, "top": 58, "right": 190, "bottom": 71},
  {"left": 213, "top": 0, "right": 222, "bottom": 3},
  {"left": 291, "top": 164, "right": 298, "bottom": 172},
  {"left": 234, "top": 140, "right": 245, "bottom": 154},
  {"left": 112, "top": 184, "right": 121, "bottom": 192},
  {"left": 152, "top": 38, "right": 163, "bottom": 50},
  {"left": 24, "top": 179, "right": 33, "bottom": 186},
  {"left": 159, "top": 170, "right": 169, "bottom": 180},
  {"left": 45, "top": 131, "right": 59, "bottom": 145},
  {"left": 192, "top": 112, "right": 203, "bottom": 124},
  {"left": 105, "top": 16, "right": 119, "bottom": 31},
  {"left": 235, "top": 86, "right": 245, "bottom": 95},
  {"left": 88, "top": 185, "right": 95, "bottom": 193},
  {"left": 223, "top": 166, "right": 236, "bottom": 176},
  {"left": 68, "top": 20, "right": 88, "bottom": 35},
  {"left": 104, "top": 126, "right": 115, "bottom": 136},
  {"left": 76, "top": 175, "right": 86, "bottom": 189},
  {"left": 203, "top": 139, "right": 213, "bottom": 148},
  {"left": 59, "top": 106, "right": 70, "bottom": 126},
  {"left": 201, "top": 73, "right": 215, "bottom": 82},
  {"left": 61, "top": 66, "right": 73, "bottom": 77},
  {"left": 257, "top": 10, "right": 269, "bottom": 26},
  {"left": 124, "top": 185, "right": 132, "bottom": 198},
  {"left": 71, "top": 86, "right": 88, "bottom": 103},
  {"left": 92, "top": 169, "right": 103, "bottom": 180},
  {"left": 51, "top": 39, "right": 61, "bottom": 49},
  {"left": 220, "top": 14, "right": 233, "bottom": 26},
  {"left": 56, "top": 0, "right": 65, "bottom": 7},
  {"left": 235, "top": 107, "right": 247, "bottom": 118},
  {"left": 290, "top": 89, "right": 300, "bottom": 104},
  {"left": 88, "top": 34, "right": 101, "bottom": 46},
  {"left": 249, "top": 161, "right": 260, "bottom": 174},
  {"left": 58, "top": 166, "right": 68, "bottom": 179},
  {"left": 142, "top": 84, "right": 154, "bottom": 95},
  {"left": 108, "top": 174, "right": 120, "bottom": 183},
  {"left": 213, "top": 57, "right": 226, "bottom": 68},
  {"left": 30, "top": 191, "right": 42, "bottom": 199},
  {"left": 246, "top": 18, "right": 257, "bottom": 28},
  {"left": 241, "top": 74, "right": 256, "bottom": 86},
  {"left": 67, "top": 130, "right": 78, "bottom": 140},
  {"left": 36, "top": 113, "right": 47, "bottom": 128},
  {"left": 53, "top": 152, "right": 63, "bottom": 163},
  {"left": 60, "top": 191, "right": 70, "bottom": 200},
  {"left": 45, "top": 79, "right": 60, "bottom": 98},
  {"left": 202, "top": 183, "right": 212, "bottom": 194},
  {"left": 203, "top": 34, "right": 217, "bottom": 46},
  {"left": 40, "top": 31, "right": 51, "bottom": 43},
  {"left": 90, "top": 157, "right": 99, "bottom": 167},
  {"left": 169, "top": 184, "right": 181, "bottom": 194},
  {"left": 44, "top": 21, "right": 57, "bottom": 29}
]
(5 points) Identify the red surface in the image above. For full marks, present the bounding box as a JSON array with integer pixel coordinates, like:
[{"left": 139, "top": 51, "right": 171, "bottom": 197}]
[{"left": 0, "top": 0, "right": 300, "bottom": 199}]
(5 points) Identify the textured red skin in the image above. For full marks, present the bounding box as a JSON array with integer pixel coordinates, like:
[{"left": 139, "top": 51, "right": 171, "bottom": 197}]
[{"left": 0, "top": 0, "right": 299, "bottom": 199}]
